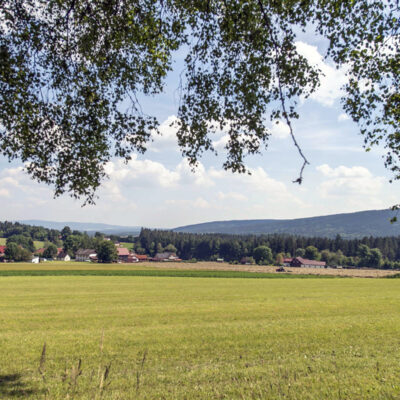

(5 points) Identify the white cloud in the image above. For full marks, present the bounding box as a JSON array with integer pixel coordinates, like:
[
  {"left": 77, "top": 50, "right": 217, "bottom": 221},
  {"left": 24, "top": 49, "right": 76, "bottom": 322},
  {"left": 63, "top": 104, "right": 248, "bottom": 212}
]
[
  {"left": 217, "top": 191, "right": 248, "bottom": 202},
  {"left": 148, "top": 115, "right": 180, "bottom": 152},
  {"left": 270, "top": 121, "right": 290, "bottom": 139},
  {"left": 209, "top": 166, "right": 302, "bottom": 206},
  {"left": 338, "top": 113, "right": 350, "bottom": 122},
  {"left": 165, "top": 197, "right": 210, "bottom": 210},
  {"left": 212, "top": 134, "right": 229, "bottom": 151},
  {"left": 296, "top": 41, "right": 347, "bottom": 107},
  {"left": 193, "top": 197, "right": 210, "bottom": 209},
  {"left": 105, "top": 156, "right": 215, "bottom": 195},
  {"left": 106, "top": 156, "right": 180, "bottom": 188},
  {"left": 175, "top": 159, "right": 214, "bottom": 187},
  {"left": 316, "top": 164, "right": 385, "bottom": 198},
  {"left": 0, "top": 188, "right": 10, "bottom": 198}
]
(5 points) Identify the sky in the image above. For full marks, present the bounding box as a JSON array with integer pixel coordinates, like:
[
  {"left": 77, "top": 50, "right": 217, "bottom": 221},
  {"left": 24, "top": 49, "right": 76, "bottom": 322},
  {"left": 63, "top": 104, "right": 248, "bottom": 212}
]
[{"left": 0, "top": 31, "right": 398, "bottom": 229}]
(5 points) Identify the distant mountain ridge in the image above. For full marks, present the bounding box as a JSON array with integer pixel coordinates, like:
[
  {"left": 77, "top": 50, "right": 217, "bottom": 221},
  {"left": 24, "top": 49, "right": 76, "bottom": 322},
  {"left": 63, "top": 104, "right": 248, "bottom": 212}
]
[
  {"left": 18, "top": 220, "right": 141, "bottom": 236},
  {"left": 173, "top": 209, "right": 400, "bottom": 239}
]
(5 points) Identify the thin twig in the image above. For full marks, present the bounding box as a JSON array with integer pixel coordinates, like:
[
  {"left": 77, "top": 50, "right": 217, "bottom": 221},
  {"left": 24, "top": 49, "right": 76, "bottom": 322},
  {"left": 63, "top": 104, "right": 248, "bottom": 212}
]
[{"left": 257, "top": 0, "right": 310, "bottom": 183}]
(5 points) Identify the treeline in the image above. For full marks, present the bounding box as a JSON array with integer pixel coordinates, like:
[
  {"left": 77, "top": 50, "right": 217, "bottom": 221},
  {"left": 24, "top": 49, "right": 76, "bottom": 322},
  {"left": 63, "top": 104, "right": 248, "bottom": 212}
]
[
  {"left": 0, "top": 221, "right": 60, "bottom": 242},
  {"left": 135, "top": 229, "right": 400, "bottom": 268},
  {"left": 1, "top": 223, "right": 120, "bottom": 262}
]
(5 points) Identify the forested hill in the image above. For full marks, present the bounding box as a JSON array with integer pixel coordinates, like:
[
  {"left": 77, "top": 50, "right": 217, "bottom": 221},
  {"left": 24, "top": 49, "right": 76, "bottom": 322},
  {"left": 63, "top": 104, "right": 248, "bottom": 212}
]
[{"left": 173, "top": 210, "right": 400, "bottom": 239}]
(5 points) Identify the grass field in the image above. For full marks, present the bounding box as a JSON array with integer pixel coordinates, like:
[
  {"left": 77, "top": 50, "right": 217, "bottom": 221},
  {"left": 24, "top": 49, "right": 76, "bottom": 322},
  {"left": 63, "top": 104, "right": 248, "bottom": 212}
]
[
  {"left": 1, "top": 274, "right": 400, "bottom": 399},
  {"left": 119, "top": 242, "right": 134, "bottom": 250}
]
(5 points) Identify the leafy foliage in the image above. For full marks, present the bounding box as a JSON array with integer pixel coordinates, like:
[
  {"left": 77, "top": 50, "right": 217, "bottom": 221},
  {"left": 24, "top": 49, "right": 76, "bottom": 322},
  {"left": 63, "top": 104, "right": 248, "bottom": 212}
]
[
  {"left": 0, "top": 1, "right": 398, "bottom": 201},
  {"left": 253, "top": 245, "right": 273, "bottom": 264},
  {"left": 4, "top": 242, "right": 32, "bottom": 261},
  {"left": 43, "top": 243, "right": 58, "bottom": 259},
  {"left": 6, "top": 234, "right": 35, "bottom": 252},
  {"left": 96, "top": 240, "right": 118, "bottom": 263},
  {"left": 0, "top": 221, "right": 60, "bottom": 242}
]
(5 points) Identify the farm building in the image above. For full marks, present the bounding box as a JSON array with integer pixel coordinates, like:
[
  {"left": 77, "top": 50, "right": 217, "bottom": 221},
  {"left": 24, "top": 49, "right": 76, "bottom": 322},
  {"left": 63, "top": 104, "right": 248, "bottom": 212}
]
[
  {"left": 135, "top": 254, "right": 148, "bottom": 262},
  {"left": 290, "top": 257, "right": 326, "bottom": 268},
  {"left": 35, "top": 248, "right": 45, "bottom": 256},
  {"left": 75, "top": 249, "right": 97, "bottom": 262},
  {"left": 152, "top": 252, "right": 181, "bottom": 262},
  {"left": 57, "top": 250, "right": 71, "bottom": 261},
  {"left": 0, "top": 245, "right": 6, "bottom": 261},
  {"left": 127, "top": 254, "right": 139, "bottom": 263},
  {"left": 116, "top": 246, "right": 130, "bottom": 262},
  {"left": 283, "top": 258, "right": 293, "bottom": 266}
]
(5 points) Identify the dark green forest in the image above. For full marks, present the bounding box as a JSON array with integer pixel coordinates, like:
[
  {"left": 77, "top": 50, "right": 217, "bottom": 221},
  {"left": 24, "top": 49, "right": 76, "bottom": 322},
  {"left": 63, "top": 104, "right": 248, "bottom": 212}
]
[
  {"left": 136, "top": 229, "right": 400, "bottom": 269},
  {"left": 3, "top": 221, "right": 400, "bottom": 269}
]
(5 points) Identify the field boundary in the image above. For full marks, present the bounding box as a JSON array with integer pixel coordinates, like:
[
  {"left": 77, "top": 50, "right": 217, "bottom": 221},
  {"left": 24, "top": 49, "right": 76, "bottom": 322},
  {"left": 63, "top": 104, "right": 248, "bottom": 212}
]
[{"left": 0, "top": 269, "right": 338, "bottom": 279}]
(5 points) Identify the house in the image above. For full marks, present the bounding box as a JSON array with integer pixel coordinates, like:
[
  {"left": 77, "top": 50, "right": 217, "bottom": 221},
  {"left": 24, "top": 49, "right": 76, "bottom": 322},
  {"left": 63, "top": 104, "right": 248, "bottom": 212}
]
[
  {"left": 32, "top": 256, "right": 40, "bottom": 264},
  {"left": 116, "top": 246, "right": 130, "bottom": 262},
  {"left": 35, "top": 247, "right": 63, "bottom": 258},
  {"left": 127, "top": 254, "right": 139, "bottom": 263},
  {"left": 152, "top": 252, "right": 180, "bottom": 262},
  {"left": 290, "top": 257, "right": 326, "bottom": 268},
  {"left": 75, "top": 249, "right": 97, "bottom": 262},
  {"left": 35, "top": 248, "right": 45, "bottom": 256},
  {"left": 283, "top": 258, "right": 293, "bottom": 267},
  {"left": 135, "top": 254, "right": 148, "bottom": 262},
  {"left": 0, "top": 245, "right": 6, "bottom": 261},
  {"left": 56, "top": 250, "right": 71, "bottom": 261}
]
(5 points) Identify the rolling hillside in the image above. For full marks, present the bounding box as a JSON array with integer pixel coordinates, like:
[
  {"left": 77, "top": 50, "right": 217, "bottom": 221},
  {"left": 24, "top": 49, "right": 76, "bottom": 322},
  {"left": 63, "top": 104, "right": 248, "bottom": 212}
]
[
  {"left": 19, "top": 220, "right": 141, "bottom": 236},
  {"left": 173, "top": 209, "right": 400, "bottom": 238}
]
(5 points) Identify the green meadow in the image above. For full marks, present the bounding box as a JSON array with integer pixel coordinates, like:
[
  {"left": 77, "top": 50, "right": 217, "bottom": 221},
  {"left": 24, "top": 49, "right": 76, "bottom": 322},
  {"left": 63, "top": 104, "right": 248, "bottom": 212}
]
[{"left": 1, "top": 275, "right": 400, "bottom": 399}]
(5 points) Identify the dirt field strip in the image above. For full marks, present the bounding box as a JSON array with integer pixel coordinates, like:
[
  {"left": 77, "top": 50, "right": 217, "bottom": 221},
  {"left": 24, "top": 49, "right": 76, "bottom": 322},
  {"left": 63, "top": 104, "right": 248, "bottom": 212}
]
[
  {"left": 133, "top": 261, "right": 399, "bottom": 278},
  {"left": 0, "top": 260, "right": 397, "bottom": 278}
]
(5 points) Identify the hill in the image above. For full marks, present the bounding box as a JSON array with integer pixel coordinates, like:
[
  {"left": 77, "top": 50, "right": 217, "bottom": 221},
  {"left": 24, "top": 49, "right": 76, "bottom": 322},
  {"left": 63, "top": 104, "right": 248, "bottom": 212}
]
[
  {"left": 173, "top": 209, "right": 400, "bottom": 239},
  {"left": 19, "top": 220, "right": 141, "bottom": 236}
]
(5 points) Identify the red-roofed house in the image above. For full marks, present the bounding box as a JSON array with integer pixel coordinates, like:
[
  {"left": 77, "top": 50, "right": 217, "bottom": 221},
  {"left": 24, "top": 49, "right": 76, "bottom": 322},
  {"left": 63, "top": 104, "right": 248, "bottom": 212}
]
[
  {"left": 283, "top": 258, "right": 293, "bottom": 266},
  {"left": 290, "top": 257, "right": 326, "bottom": 268},
  {"left": 35, "top": 248, "right": 45, "bottom": 255},
  {"left": 0, "top": 245, "right": 6, "bottom": 261},
  {"left": 135, "top": 254, "right": 148, "bottom": 262},
  {"left": 116, "top": 246, "right": 130, "bottom": 262},
  {"left": 127, "top": 254, "right": 139, "bottom": 263}
]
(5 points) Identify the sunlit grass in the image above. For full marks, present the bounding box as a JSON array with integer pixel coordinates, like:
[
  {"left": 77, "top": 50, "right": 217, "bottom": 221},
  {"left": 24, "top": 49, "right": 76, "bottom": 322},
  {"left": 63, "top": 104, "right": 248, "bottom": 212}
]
[
  {"left": 119, "top": 242, "right": 134, "bottom": 250},
  {"left": 33, "top": 241, "right": 45, "bottom": 250},
  {"left": 1, "top": 277, "right": 400, "bottom": 399}
]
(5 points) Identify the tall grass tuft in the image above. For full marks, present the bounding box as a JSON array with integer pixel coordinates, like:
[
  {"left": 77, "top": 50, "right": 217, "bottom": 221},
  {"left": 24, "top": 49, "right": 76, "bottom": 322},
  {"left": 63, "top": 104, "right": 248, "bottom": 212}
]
[
  {"left": 136, "top": 349, "right": 148, "bottom": 394},
  {"left": 98, "top": 362, "right": 112, "bottom": 397}
]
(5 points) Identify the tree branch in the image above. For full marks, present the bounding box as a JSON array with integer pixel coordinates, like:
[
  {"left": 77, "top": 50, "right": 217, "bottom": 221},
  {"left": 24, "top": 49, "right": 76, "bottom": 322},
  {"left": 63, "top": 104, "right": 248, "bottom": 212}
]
[{"left": 257, "top": 0, "right": 310, "bottom": 184}]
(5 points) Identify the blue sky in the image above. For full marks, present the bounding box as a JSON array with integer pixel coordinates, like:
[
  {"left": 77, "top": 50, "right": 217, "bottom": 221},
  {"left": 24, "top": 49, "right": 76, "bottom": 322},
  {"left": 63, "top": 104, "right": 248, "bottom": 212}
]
[{"left": 0, "top": 34, "right": 398, "bottom": 229}]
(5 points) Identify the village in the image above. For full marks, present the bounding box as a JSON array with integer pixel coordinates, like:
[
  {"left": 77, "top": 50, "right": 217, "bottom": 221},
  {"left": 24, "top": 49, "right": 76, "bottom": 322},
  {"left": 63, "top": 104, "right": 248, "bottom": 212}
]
[
  {"left": 0, "top": 240, "right": 333, "bottom": 271},
  {"left": 31, "top": 244, "right": 183, "bottom": 264}
]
